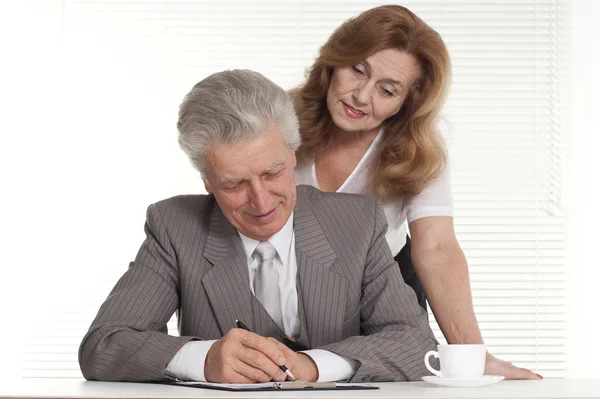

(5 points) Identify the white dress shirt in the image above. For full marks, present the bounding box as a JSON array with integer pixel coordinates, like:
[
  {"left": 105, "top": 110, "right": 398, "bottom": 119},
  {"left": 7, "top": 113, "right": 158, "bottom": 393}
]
[
  {"left": 166, "top": 213, "right": 356, "bottom": 382},
  {"left": 295, "top": 128, "right": 454, "bottom": 256}
]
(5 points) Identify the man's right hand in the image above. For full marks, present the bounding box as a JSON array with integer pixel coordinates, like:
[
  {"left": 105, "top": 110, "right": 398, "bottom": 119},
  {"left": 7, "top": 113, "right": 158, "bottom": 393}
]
[{"left": 204, "top": 328, "right": 291, "bottom": 383}]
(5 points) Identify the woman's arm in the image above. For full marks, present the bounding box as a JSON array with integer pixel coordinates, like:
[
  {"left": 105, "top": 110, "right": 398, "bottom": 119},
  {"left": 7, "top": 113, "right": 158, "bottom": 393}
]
[{"left": 409, "top": 215, "right": 542, "bottom": 380}]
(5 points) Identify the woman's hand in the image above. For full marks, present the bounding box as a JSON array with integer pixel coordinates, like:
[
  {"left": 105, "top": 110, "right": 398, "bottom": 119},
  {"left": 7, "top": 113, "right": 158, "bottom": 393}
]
[{"left": 484, "top": 352, "right": 543, "bottom": 380}]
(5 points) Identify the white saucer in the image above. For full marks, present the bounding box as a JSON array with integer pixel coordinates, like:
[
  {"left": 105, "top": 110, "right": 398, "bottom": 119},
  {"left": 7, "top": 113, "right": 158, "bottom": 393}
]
[{"left": 422, "top": 375, "right": 504, "bottom": 388}]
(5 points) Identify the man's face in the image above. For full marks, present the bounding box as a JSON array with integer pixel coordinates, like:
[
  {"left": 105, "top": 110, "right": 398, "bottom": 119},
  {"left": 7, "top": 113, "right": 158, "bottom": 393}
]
[{"left": 203, "top": 125, "right": 297, "bottom": 241}]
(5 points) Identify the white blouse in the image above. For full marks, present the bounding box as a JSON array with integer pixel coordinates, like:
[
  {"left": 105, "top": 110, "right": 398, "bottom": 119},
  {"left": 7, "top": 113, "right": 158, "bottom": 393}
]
[{"left": 294, "top": 129, "right": 454, "bottom": 256}]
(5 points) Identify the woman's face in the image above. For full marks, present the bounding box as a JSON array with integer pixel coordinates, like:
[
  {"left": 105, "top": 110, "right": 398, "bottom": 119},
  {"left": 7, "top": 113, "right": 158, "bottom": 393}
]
[{"left": 326, "top": 48, "right": 421, "bottom": 135}]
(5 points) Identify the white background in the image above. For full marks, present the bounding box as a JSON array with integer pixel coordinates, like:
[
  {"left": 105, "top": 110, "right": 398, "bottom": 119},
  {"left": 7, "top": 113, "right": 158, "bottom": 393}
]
[{"left": 565, "top": 0, "right": 600, "bottom": 378}]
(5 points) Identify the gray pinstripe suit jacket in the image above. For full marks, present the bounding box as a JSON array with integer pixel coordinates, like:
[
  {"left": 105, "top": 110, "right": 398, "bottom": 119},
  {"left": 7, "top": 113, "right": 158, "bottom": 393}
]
[{"left": 79, "top": 185, "right": 437, "bottom": 383}]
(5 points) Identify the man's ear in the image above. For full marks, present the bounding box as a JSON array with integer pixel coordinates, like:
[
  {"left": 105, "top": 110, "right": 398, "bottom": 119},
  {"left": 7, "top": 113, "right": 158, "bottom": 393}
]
[
  {"left": 289, "top": 146, "right": 297, "bottom": 168},
  {"left": 203, "top": 178, "right": 213, "bottom": 194}
]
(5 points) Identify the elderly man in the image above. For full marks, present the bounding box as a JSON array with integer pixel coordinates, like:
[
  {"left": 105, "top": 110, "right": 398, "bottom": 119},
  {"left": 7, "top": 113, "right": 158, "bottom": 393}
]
[{"left": 79, "top": 70, "right": 437, "bottom": 384}]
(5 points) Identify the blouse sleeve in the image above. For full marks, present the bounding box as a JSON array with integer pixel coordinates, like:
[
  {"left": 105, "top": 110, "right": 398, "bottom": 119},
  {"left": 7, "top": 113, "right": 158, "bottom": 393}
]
[{"left": 405, "top": 158, "right": 454, "bottom": 224}]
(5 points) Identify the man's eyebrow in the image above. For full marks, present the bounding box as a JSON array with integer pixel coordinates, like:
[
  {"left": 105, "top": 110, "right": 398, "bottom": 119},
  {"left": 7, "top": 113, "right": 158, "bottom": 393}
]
[
  {"left": 363, "top": 60, "right": 406, "bottom": 88},
  {"left": 217, "top": 177, "right": 243, "bottom": 186},
  {"left": 216, "top": 161, "right": 286, "bottom": 185},
  {"left": 264, "top": 160, "right": 285, "bottom": 172}
]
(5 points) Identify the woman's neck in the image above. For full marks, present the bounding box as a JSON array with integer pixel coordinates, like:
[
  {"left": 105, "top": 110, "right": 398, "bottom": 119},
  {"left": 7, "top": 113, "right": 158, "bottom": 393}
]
[{"left": 330, "top": 126, "right": 380, "bottom": 149}]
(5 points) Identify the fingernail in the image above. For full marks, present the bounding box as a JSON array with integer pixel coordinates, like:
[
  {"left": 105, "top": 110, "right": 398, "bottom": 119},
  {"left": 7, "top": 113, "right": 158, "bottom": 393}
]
[{"left": 279, "top": 357, "right": 286, "bottom": 365}]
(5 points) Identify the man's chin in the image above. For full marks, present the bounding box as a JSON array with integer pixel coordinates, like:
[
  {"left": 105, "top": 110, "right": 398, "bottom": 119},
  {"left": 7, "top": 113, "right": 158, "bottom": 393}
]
[
  {"left": 242, "top": 220, "right": 285, "bottom": 241},
  {"left": 244, "top": 230, "right": 277, "bottom": 241}
]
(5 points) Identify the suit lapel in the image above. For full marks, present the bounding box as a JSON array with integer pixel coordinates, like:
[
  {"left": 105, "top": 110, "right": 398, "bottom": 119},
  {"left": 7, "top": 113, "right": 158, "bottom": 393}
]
[
  {"left": 201, "top": 187, "right": 349, "bottom": 345},
  {"left": 201, "top": 205, "right": 254, "bottom": 335},
  {"left": 294, "top": 192, "right": 348, "bottom": 347}
]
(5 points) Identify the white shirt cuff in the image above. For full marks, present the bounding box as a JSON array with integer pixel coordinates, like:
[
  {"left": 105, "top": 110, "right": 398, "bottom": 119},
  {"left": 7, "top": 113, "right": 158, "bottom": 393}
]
[
  {"left": 165, "top": 340, "right": 217, "bottom": 381},
  {"left": 301, "top": 349, "right": 357, "bottom": 382}
]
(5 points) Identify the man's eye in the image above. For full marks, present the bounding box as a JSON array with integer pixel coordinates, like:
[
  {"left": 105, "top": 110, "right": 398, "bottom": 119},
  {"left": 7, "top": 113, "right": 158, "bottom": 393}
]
[
  {"left": 266, "top": 170, "right": 284, "bottom": 180},
  {"left": 225, "top": 185, "right": 242, "bottom": 192}
]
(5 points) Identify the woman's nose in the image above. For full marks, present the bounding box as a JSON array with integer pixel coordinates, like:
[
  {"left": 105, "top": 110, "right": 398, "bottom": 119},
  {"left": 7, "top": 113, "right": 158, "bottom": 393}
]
[{"left": 353, "top": 82, "right": 372, "bottom": 105}]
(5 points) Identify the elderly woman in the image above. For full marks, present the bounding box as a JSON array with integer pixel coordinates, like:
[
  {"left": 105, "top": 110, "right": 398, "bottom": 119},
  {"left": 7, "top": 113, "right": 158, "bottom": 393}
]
[{"left": 293, "top": 5, "right": 541, "bottom": 380}]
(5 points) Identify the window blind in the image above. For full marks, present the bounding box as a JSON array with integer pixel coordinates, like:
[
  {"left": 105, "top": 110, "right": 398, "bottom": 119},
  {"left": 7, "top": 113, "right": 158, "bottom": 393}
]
[{"left": 14, "top": 0, "right": 570, "bottom": 378}]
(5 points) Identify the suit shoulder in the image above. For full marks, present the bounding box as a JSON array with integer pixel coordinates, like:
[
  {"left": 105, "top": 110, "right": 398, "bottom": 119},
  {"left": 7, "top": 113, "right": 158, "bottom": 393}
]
[
  {"left": 298, "top": 185, "right": 377, "bottom": 207},
  {"left": 149, "top": 194, "right": 215, "bottom": 224},
  {"left": 297, "top": 185, "right": 380, "bottom": 222},
  {"left": 153, "top": 193, "right": 210, "bottom": 205}
]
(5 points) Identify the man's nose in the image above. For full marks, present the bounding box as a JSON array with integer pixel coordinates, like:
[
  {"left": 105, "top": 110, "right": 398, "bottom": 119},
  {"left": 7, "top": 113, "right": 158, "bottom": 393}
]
[{"left": 248, "top": 181, "right": 271, "bottom": 212}]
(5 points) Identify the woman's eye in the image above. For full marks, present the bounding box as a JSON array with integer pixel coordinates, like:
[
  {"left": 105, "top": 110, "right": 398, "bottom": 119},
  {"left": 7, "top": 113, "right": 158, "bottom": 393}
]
[
  {"left": 381, "top": 87, "right": 395, "bottom": 97},
  {"left": 352, "top": 66, "right": 365, "bottom": 75}
]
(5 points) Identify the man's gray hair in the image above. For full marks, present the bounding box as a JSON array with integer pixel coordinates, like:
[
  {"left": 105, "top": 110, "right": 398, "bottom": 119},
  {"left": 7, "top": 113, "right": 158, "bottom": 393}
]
[{"left": 177, "top": 69, "right": 301, "bottom": 176}]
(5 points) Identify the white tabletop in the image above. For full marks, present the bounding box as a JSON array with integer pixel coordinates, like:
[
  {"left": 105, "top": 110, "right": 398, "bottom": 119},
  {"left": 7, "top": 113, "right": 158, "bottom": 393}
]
[{"left": 1, "top": 379, "right": 599, "bottom": 399}]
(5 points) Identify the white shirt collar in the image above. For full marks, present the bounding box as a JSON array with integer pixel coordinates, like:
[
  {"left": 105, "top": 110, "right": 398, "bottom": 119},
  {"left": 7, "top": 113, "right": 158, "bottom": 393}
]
[{"left": 238, "top": 212, "right": 294, "bottom": 266}]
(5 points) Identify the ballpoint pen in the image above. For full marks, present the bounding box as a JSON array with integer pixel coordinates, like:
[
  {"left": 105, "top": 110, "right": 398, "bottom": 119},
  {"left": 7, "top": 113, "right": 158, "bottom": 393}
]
[{"left": 235, "top": 319, "right": 296, "bottom": 380}]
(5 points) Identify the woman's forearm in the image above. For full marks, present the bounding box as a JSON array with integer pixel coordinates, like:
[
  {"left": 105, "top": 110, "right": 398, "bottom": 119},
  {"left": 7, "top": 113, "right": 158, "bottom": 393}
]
[
  {"left": 413, "top": 242, "right": 484, "bottom": 345},
  {"left": 409, "top": 218, "right": 541, "bottom": 379}
]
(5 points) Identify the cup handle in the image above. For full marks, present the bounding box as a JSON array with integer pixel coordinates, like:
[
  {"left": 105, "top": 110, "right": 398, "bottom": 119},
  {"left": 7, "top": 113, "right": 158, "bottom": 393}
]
[{"left": 424, "top": 350, "right": 443, "bottom": 377}]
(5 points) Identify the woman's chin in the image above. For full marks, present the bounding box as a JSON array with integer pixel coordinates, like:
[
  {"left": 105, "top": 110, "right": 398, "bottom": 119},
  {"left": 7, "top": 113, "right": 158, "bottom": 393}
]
[{"left": 332, "top": 115, "right": 364, "bottom": 133}]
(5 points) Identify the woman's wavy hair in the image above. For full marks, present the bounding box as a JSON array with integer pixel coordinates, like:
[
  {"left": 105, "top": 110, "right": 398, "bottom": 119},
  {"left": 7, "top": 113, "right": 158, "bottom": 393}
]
[{"left": 293, "top": 5, "right": 451, "bottom": 201}]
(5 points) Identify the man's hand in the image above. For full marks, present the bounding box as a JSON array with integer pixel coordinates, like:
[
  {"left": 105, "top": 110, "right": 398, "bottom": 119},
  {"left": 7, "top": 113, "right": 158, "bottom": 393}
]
[
  {"left": 288, "top": 352, "right": 319, "bottom": 382},
  {"left": 204, "top": 329, "right": 318, "bottom": 383},
  {"left": 484, "top": 352, "right": 543, "bottom": 380}
]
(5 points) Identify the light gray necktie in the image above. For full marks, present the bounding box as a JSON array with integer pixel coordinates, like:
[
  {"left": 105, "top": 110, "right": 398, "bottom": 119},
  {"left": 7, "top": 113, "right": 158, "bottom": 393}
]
[{"left": 253, "top": 241, "right": 284, "bottom": 329}]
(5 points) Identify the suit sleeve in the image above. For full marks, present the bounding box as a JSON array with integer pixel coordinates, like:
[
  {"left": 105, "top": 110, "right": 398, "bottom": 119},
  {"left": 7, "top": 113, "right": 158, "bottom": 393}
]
[
  {"left": 78, "top": 203, "right": 197, "bottom": 381},
  {"left": 317, "top": 201, "right": 438, "bottom": 382}
]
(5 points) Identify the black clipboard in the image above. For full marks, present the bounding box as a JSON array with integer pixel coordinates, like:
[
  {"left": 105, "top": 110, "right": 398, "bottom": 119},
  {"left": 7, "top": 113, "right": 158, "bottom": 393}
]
[{"left": 166, "top": 381, "right": 379, "bottom": 391}]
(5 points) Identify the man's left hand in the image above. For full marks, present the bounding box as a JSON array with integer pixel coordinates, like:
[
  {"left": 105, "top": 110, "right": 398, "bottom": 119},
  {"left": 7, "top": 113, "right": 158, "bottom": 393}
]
[{"left": 287, "top": 352, "right": 319, "bottom": 382}]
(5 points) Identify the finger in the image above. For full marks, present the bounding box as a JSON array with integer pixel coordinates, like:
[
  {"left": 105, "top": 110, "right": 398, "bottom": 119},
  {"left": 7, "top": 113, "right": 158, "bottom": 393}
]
[
  {"left": 220, "top": 369, "right": 256, "bottom": 384},
  {"left": 265, "top": 338, "right": 298, "bottom": 379},
  {"left": 236, "top": 345, "right": 287, "bottom": 381},
  {"left": 238, "top": 332, "right": 287, "bottom": 367},
  {"left": 512, "top": 367, "right": 543, "bottom": 380},
  {"left": 232, "top": 359, "right": 276, "bottom": 383},
  {"left": 497, "top": 360, "right": 542, "bottom": 380},
  {"left": 267, "top": 337, "right": 297, "bottom": 358}
]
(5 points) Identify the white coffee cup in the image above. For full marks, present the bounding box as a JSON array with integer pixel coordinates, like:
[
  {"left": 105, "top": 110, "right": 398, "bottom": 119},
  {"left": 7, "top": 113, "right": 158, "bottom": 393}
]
[{"left": 424, "top": 344, "right": 487, "bottom": 379}]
